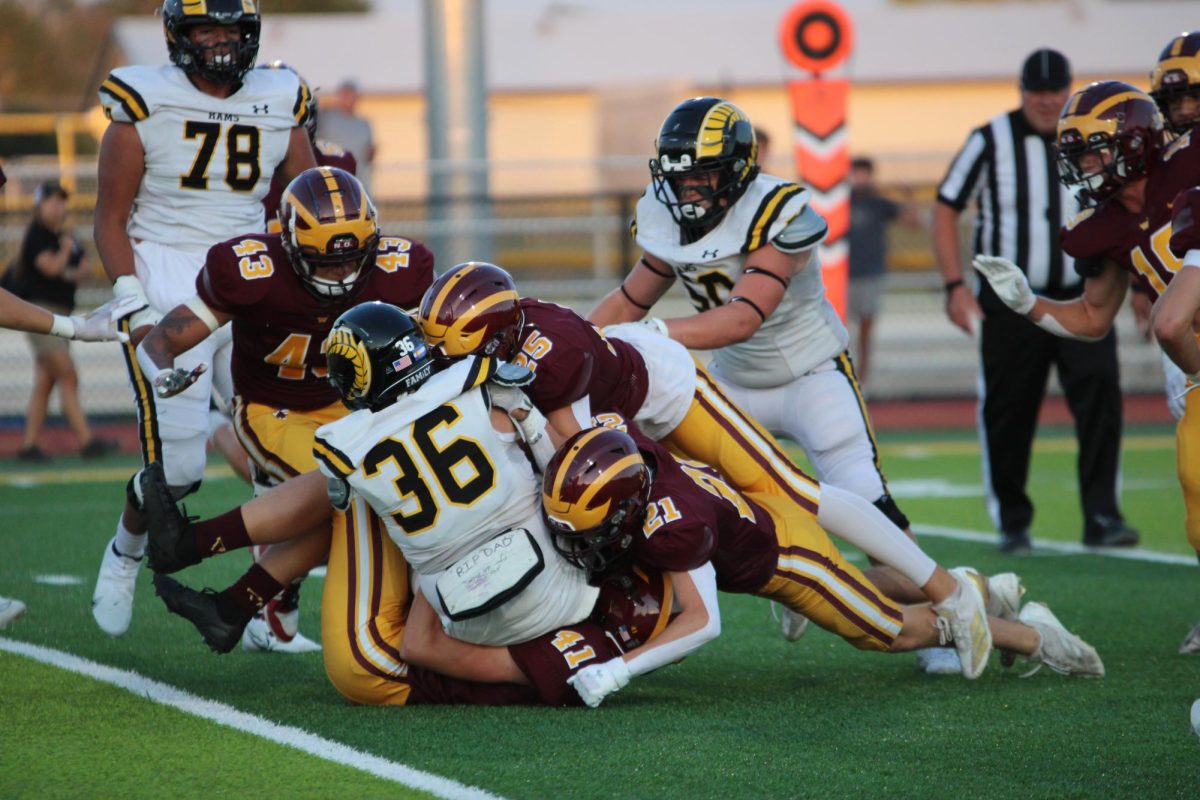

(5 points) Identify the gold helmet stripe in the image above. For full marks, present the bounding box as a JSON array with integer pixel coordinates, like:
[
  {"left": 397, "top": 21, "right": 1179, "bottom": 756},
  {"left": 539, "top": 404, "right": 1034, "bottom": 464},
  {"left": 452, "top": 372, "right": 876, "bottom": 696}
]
[
  {"left": 182, "top": 0, "right": 208, "bottom": 15},
  {"left": 1063, "top": 91, "right": 1147, "bottom": 142},
  {"left": 1172, "top": 35, "right": 1186, "bottom": 58},
  {"left": 321, "top": 167, "right": 347, "bottom": 220},
  {"left": 418, "top": 264, "right": 518, "bottom": 354}
]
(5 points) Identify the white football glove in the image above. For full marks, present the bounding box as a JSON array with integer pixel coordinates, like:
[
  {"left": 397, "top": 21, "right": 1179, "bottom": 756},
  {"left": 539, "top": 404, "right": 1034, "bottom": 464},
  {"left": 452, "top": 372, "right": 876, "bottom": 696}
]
[
  {"left": 53, "top": 294, "right": 150, "bottom": 342},
  {"left": 636, "top": 317, "right": 670, "bottom": 337},
  {"left": 112, "top": 274, "right": 161, "bottom": 332},
  {"left": 153, "top": 363, "right": 208, "bottom": 398},
  {"left": 567, "top": 657, "right": 631, "bottom": 708},
  {"left": 972, "top": 255, "right": 1036, "bottom": 315}
]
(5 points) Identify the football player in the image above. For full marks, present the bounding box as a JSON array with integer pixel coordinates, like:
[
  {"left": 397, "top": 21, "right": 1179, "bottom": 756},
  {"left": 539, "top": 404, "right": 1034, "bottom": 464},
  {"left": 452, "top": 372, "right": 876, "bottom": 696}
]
[
  {"left": 1151, "top": 31, "right": 1200, "bottom": 136},
  {"left": 543, "top": 426, "right": 1105, "bottom": 707},
  {"left": 417, "top": 262, "right": 1002, "bottom": 643},
  {"left": 90, "top": 0, "right": 318, "bottom": 637},
  {"left": 138, "top": 167, "right": 433, "bottom": 652},
  {"left": 148, "top": 304, "right": 600, "bottom": 703},
  {"left": 971, "top": 80, "right": 1200, "bottom": 653}
]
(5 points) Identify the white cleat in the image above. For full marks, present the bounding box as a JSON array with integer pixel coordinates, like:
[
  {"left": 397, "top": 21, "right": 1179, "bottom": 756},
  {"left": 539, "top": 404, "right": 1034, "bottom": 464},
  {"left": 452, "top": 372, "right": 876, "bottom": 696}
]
[
  {"left": 1191, "top": 699, "right": 1200, "bottom": 737},
  {"left": 91, "top": 537, "right": 143, "bottom": 636},
  {"left": 1179, "top": 621, "right": 1200, "bottom": 655},
  {"left": 984, "top": 572, "right": 1024, "bottom": 621},
  {"left": 1018, "top": 601, "right": 1104, "bottom": 678},
  {"left": 780, "top": 607, "right": 809, "bottom": 642},
  {"left": 240, "top": 614, "right": 322, "bottom": 653},
  {"left": 0, "top": 596, "right": 27, "bottom": 629},
  {"left": 934, "top": 569, "right": 992, "bottom": 679},
  {"left": 915, "top": 646, "right": 962, "bottom": 675}
]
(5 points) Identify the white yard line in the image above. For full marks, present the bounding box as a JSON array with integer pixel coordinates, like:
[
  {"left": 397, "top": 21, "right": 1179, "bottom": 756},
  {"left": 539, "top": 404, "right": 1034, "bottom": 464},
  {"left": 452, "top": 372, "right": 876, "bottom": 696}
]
[
  {"left": 914, "top": 523, "right": 1198, "bottom": 566},
  {"left": 0, "top": 638, "right": 503, "bottom": 800}
]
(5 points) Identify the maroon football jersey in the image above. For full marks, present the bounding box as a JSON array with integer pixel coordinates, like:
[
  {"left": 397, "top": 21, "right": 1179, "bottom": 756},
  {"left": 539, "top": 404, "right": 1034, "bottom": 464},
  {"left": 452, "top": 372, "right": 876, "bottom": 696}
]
[
  {"left": 629, "top": 430, "right": 778, "bottom": 594},
  {"left": 196, "top": 232, "right": 433, "bottom": 410},
  {"left": 1061, "top": 130, "right": 1200, "bottom": 301},
  {"left": 514, "top": 299, "right": 649, "bottom": 418},
  {"left": 261, "top": 142, "right": 359, "bottom": 233}
]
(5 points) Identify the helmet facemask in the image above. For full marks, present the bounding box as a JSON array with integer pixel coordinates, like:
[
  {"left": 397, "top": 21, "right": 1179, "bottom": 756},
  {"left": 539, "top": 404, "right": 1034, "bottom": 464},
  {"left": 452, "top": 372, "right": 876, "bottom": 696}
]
[
  {"left": 547, "top": 478, "right": 650, "bottom": 585},
  {"left": 1056, "top": 129, "right": 1153, "bottom": 206},
  {"left": 171, "top": 21, "right": 260, "bottom": 85}
]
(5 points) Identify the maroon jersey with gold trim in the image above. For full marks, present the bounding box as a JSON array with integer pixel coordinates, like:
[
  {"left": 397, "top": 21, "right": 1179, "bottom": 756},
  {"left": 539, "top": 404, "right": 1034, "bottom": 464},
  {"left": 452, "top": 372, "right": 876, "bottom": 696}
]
[
  {"left": 630, "top": 430, "right": 777, "bottom": 594},
  {"left": 196, "top": 232, "right": 433, "bottom": 410},
  {"left": 513, "top": 299, "right": 649, "bottom": 418},
  {"left": 1061, "top": 128, "right": 1200, "bottom": 301},
  {"left": 261, "top": 141, "right": 358, "bottom": 233}
]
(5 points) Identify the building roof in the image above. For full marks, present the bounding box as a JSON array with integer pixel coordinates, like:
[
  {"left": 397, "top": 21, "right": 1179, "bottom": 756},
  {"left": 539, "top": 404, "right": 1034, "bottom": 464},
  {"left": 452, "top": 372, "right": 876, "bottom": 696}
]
[{"left": 112, "top": 0, "right": 1192, "bottom": 93}]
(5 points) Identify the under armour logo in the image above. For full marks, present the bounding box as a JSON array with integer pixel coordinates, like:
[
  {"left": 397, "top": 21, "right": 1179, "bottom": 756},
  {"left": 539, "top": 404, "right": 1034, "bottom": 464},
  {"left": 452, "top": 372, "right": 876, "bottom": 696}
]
[
  {"left": 274, "top": 409, "right": 289, "bottom": 420},
  {"left": 702, "top": 249, "right": 719, "bottom": 259},
  {"left": 253, "top": 104, "right": 269, "bottom": 114}
]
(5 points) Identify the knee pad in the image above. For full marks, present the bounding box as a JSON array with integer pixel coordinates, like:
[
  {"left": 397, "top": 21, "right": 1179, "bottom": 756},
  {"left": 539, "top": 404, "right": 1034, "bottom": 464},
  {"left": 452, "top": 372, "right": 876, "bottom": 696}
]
[{"left": 873, "top": 493, "right": 910, "bottom": 531}]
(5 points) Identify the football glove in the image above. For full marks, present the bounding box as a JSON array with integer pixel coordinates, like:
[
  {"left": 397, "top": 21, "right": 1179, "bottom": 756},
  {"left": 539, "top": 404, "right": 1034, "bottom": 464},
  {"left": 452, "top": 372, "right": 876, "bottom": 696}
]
[
  {"left": 972, "top": 255, "right": 1036, "bottom": 315},
  {"left": 636, "top": 317, "right": 670, "bottom": 337},
  {"left": 153, "top": 363, "right": 208, "bottom": 398},
  {"left": 567, "top": 657, "right": 631, "bottom": 708},
  {"left": 112, "top": 274, "right": 161, "bottom": 332}
]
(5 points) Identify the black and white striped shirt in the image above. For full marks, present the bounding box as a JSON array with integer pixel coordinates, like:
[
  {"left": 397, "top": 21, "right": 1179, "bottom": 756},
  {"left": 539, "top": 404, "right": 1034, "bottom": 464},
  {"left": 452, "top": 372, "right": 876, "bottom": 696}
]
[{"left": 937, "top": 109, "right": 1081, "bottom": 299}]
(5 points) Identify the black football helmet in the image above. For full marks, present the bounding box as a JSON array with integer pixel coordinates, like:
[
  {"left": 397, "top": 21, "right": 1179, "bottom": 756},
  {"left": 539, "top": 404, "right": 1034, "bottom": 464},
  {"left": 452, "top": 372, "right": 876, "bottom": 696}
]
[
  {"left": 1150, "top": 32, "right": 1200, "bottom": 135},
  {"left": 279, "top": 167, "right": 380, "bottom": 300},
  {"left": 649, "top": 97, "right": 758, "bottom": 243},
  {"left": 1056, "top": 81, "right": 1164, "bottom": 205},
  {"left": 324, "top": 302, "right": 434, "bottom": 412},
  {"left": 258, "top": 60, "right": 317, "bottom": 141},
  {"left": 542, "top": 428, "right": 653, "bottom": 584},
  {"left": 162, "top": 0, "right": 261, "bottom": 85}
]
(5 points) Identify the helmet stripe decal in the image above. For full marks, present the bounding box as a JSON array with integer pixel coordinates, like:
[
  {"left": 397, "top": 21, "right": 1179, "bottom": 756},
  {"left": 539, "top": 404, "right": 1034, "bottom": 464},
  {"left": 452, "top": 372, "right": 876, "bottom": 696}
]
[
  {"left": 321, "top": 168, "right": 347, "bottom": 220},
  {"left": 696, "top": 103, "right": 742, "bottom": 159},
  {"left": 420, "top": 264, "right": 477, "bottom": 340},
  {"left": 547, "top": 427, "right": 608, "bottom": 502},
  {"left": 182, "top": 0, "right": 208, "bottom": 14},
  {"left": 1172, "top": 35, "right": 1185, "bottom": 58}
]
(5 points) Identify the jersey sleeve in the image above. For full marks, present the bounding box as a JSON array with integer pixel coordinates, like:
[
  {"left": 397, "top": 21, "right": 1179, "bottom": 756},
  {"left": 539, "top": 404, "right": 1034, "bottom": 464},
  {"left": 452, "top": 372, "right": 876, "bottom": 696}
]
[
  {"left": 937, "top": 127, "right": 988, "bottom": 211},
  {"left": 313, "top": 430, "right": 355, "bottom": 481},
  {"left": 98, "top": 68, "right": 151, "bottom": 124},
  {"left": 194, "top": 236, "right": 274, "bottom": 316},
  {"left": 1170, "top": 187, "right": 1200, "bottom": 259},
  {"left": 637, "top": 516, "right": 716, "bottom": 574},
  {"left": 740, "top": 183, "right": 817, "bottom": 253},
  {"left": 292, "top": 78, "right": 314, "bottom": 130}
]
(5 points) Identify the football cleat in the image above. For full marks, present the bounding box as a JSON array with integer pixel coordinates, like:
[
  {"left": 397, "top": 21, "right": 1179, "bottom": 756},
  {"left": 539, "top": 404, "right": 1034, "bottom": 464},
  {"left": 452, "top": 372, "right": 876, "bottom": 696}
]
[
  {"left": 779, "top": 606, "right": 809, "bottom": 642},
  {"left": 241, "top": 613, "right": 322, "bottom": 653},
  {"left": 91, "top": 536, "right": 143, "bottom": 636},
  {"left": 0, "top": 596, "right": 27, "bottom": 629},
  {"left": 953, "top": 566, "right": 1025, "bottom": 667},
  {"left": 1179, "top": 621, "right": 1200, "bottom": 655},
  {"left": 915, "top": 646, "right": 962, "bottom": 675},
  {"left": 933, "top": 569, "right": 992, "bottom": 679},
  {"left": 140, "top": 463, "right": 200, "bottom": 574},
  {"left": 1018, "top": 602, "right": 1104, "bottom": 677},
  {"left": 153, "top": 574, "right": 245, "bottom": 654}
]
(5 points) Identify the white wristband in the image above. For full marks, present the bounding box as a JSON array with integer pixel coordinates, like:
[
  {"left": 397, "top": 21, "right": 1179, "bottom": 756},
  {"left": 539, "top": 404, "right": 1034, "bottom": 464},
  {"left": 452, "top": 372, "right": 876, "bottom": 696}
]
[{"left": 49, "top": 314, "right": 75, "bottom": 339}]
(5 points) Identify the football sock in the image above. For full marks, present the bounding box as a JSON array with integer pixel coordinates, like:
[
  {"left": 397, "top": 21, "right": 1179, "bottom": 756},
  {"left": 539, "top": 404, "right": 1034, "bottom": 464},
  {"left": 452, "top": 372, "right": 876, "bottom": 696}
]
[
  {"left": 224, "top": 563, "right": 284, "bottom": 619},
  {"left": 194, "top": 508, "right": 252, "bottom": 558},
  {"left": 114, "top": 520, "right": 147, "bottom": 559},
  {"left": 816, "top": 484, "right": 936, "bottom": 587}
]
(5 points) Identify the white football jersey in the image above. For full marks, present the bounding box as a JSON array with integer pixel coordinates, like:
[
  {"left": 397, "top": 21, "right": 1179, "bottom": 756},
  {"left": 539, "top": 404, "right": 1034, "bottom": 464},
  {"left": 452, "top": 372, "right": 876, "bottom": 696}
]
[
  {"left": 314, "top": 357, "right": 598, "bottom": 646},
  {"left": 99, "top": 64, "right": 308, "bottom": 252},
  {"left": 634, "top": 173, "right": 848, "bottom": 387}
]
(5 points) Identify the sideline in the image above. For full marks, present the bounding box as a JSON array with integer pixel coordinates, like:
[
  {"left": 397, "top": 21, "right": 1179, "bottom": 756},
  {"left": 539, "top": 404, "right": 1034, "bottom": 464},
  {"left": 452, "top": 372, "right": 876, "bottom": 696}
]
[
  {"left": 0, "top": 638, "right": 503, "bottom": 800},
  {"left": 914, "top": 523, "right": 1198, "bottom": 566}
]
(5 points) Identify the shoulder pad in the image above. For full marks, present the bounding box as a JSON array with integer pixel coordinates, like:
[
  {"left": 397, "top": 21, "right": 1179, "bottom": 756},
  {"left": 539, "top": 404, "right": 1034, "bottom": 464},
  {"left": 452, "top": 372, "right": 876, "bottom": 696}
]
[
  {"left": 98, "top": 67, "right": 153, "bottom": 123},
  {"left": 772, "top": 204, "right": 827, "bottom": 253},
  {"left": 491, "top": 362, "right": 535, "bottom": 388}
]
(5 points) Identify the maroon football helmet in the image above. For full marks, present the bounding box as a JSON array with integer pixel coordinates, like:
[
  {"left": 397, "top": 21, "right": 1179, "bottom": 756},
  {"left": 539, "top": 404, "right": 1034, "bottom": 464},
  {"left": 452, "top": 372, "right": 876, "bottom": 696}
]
[
  {"left": 594, "top": 568, "right": 675, "bottom": 652},
  {"left": 416, "top": 262, "right": 524, "bottom": 359},
  {"left": 1056, "top": 81, "right": 1164, "bottom": 204},
  {"left": 541, "top": 427, "right": 652, "bottom": 582},
  {"left": 1150, "top": 31, "right": 1200, "bottom": 134}
]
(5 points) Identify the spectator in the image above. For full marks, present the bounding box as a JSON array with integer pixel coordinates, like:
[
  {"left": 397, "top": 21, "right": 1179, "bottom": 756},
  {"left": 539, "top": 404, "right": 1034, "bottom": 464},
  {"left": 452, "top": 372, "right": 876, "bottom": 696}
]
[
  {"left": 755, "top": 127, "right": 773, "bottom": 173},
  {"left": 14, "top": 181, "right": 118, "bottom": 462},
  {"left": 932, "top": 49, "right": 1137, "bottom": 554},
  {"left": 317, "top": 80, "right": 376, "bottom": 189},
  {"left": 847, "top": 157, "right": 919, "bottom": 388}
]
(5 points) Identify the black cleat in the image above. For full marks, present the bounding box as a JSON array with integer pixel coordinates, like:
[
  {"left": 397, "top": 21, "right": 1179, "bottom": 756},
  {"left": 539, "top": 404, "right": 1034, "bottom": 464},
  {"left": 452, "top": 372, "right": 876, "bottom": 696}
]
[
  {"left": 1083, "top": 515, "right": 1140, "bottom": 548},
  {"left": 141, "top": 463, "right": 200, "bottom": 574},
  {"left": 998, "top": 529, "right": 1032, "bottom": 556},
  {"left": 153, "top": 574, "right": 246, "bottom": 654}
]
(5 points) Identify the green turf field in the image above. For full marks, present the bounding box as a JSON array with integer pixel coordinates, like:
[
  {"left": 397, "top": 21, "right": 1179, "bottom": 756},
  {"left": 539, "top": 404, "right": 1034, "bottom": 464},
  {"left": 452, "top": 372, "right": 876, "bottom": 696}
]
[{"left": 1, "top": 424, "right": 1197, "bottom": 799}]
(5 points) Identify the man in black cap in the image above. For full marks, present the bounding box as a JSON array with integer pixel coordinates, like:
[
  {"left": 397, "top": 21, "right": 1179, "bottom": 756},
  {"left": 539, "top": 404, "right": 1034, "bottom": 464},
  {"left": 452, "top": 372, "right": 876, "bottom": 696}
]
[{"left": 932, "top": 48, "right": 1137, "bottom": 557}]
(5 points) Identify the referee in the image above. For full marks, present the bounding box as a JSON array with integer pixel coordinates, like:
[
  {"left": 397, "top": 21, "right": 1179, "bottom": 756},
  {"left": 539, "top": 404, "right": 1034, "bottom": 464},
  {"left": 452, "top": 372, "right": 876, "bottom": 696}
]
[{"left": 932, "top": 48, "right": 1138, "bottom": 554}]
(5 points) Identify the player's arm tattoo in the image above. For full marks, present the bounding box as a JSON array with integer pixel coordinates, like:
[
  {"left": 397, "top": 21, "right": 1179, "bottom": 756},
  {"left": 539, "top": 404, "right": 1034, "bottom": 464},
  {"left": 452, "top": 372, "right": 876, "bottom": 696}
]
[{"left": 141, "top": 306, "right": 210, "bottom": 369}]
